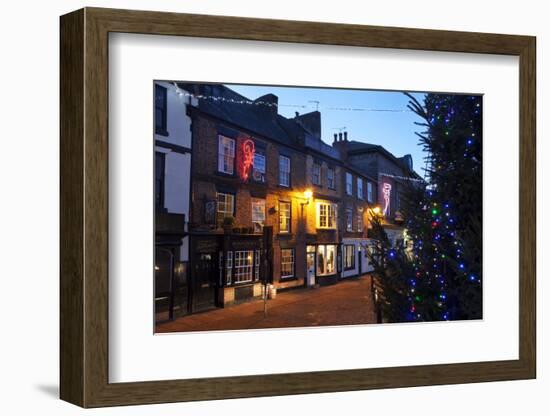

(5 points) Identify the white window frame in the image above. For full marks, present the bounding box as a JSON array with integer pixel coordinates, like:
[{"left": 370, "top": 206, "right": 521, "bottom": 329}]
[
  {"left": 279, "top": 155, "right": 291, "bottom": 187},
  {"left": 316, "top": 201, "right": 337, "bottom": 229},
  {"left": 234, "top": 250, "right": 254, "bottom": 283},
  {"left": 226, "top": 251, "right": 233, "bottom": 285},
  {"left": 216, "top": 192, "right": 235, "bottom": 224},
  {"left": 343, "top": 244, "right": 355, "bottom": 270},
  {"left": 251, "top": 198, "right": 266, "bottom": 233},
  {"left": 345, "top": 207, "right": 353, "bottom": 232},
  {"left": 346, "top": 172, "right": 353, "bottom": 195},
  {"left": 280, "top": 248, "right": 295, "bottom": 279},
  {"left": 357, "top": 209, "right": 364, "bottom": 232},
  {"left": 217, "top": 135, "right": 235, "bottom": 174},
  {"left": 367, "top": 181, "right": 374, "bottom": 203},
  {"left": 316, "top": 244, "right": 337, "bottom": 276},
  {"left": 327, "top": 167, "right": 335, "bottom": 189},
  {"left": 357, "top": 178, "right": 364, "bottom": 199},
  {"left": 252, "top": 151, "right": 266, "bottom": 182},
  {"left": 312, "top": 162, "right": 321, "bottom": 185},
  {"left": 279, "top": 201, "right": 291, "bottom": 233}
]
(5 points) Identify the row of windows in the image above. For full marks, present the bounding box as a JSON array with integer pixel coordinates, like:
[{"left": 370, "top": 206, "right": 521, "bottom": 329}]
[
  {"left": 218, "top": 135, "right": 292, "bottom": 187},
  {"left": 217, "top": 196, "right": 367, "bottom": 232},
  {"left": 217, "top": 194, "right": 357, "bottom": 233},
  {"left": 313, "top": 163, "right": 374, "bottom": 202},
  {"left": 221, "top": 244, "right": 375, "bottom": 284},
  {"left": 221, "top": 248, "right": 295, "bottom": 284},
  {"left": 217, "top": 192, "right": 293, "bottom": 233},
  {"left": 156, "top": 95, "right": 376, "bottom": 203},
  {"left": 345, "top": 172, "right": 375, "bottom": 202},
  {"left": 217, "top": 135, "right": 378, "bottom": 202},
  {"left": 220, "top": 245, "right": 374, "bottom": 286}
]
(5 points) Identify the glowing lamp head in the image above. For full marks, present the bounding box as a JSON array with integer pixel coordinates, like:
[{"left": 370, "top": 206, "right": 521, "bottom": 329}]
[
  {"left": 303, "top": 189, "right": 313, "bottom": 201},
  {"left": 371, "top": 206, "right": 381, "bottom": 215}
]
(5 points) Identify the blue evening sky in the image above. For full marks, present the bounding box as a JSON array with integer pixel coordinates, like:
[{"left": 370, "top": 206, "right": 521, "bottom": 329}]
[{"left": 228, "top": 84, "right": 427, "bottom": 177}]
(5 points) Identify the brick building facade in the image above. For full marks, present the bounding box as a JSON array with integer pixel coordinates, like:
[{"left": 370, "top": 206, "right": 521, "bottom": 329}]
[{"left": 155, "top": 82, "right": 418, "bottom": 317}]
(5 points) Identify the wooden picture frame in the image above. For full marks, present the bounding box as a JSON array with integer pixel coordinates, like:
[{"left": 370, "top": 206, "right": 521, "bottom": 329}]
[{"left": 60, "top": 7, "right": 536, "bottom": 408}]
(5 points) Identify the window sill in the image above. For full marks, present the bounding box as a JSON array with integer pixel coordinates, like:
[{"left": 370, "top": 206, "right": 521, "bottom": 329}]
[
  {"left": 229, "top": 281, "right": 257, "bottom": 287},
  {"left": 155, "top": 129, "right": 169, "bottom": 137},
  {"left": 215, "top": 171, "right": 237, "bottom": 178}
]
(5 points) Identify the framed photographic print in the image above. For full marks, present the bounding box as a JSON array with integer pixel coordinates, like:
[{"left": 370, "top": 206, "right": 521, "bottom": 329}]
[{"left": 60, "top": 7, "right": 536, "bottom": 408}]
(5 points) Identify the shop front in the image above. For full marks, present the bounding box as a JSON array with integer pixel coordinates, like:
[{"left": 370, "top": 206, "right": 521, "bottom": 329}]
[
  {"left": 190, "top": 232, "right": 265, "bottom": 310},
  {"left": 306, "top": 243, "right": 340, "bottom": 286},
  {"left": 341, "top": 238, "right": 376, "bottom": 279}
]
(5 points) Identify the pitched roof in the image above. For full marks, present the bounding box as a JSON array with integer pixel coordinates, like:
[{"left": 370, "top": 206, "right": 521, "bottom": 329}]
[
  {"left": 177, "top": 83, "right": 306, "bottom": 148},
  {"left": 347, "top": 140, "right": 421, "bottom": 179}
]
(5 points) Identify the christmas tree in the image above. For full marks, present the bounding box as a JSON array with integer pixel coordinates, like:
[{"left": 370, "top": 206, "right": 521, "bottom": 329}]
[
  {"left": 404, "top": 92, "right": 483, "bottom": 321},
  {"left": 366, "top": 93, "right": 482, "bottom": 323},
  {"left": 366, "top": 212, "right": 414, "bottom": 323}
]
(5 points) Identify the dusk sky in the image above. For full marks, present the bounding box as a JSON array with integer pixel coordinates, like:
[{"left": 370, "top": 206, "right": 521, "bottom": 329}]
[{"left": 229, "top": 84, "right": 428, "bottom": 177}]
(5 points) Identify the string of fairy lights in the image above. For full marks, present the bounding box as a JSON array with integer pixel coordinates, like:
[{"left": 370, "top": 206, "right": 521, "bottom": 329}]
[
  {"left": 174, "top": 82, "right": 424, "bottom": 185},
  {"left": 172, "top": 83, "right": 413, "bottom": 113},
  {"left": 379, "top": 173, "right": 424, "bottom": 183}
]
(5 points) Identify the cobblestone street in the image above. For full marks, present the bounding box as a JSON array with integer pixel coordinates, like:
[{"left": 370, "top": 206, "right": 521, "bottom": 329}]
[{"left": 156, "top": 275, "right": 377, "bottom": 333}]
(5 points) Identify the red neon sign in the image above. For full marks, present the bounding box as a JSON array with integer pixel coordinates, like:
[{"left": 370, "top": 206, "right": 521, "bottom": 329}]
[{"left": 240, "top": 138, "right": 255, "bottom": 181}]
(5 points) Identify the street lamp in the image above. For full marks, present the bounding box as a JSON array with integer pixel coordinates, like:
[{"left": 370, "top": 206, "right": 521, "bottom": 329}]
[
  {"left": 302, "top": 189, "right": 313, "bottom": 206},
  {"left": 370, "top": 205, "right": 381, "bottom": 216}
]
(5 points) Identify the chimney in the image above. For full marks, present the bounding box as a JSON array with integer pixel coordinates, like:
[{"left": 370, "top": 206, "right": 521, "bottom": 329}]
[
  {"left": 254, "top": 93, "right": 278, "bottom": 119},
  {"left": 294, "top": 111, "right": 322, "bottom": 140},
  {"left": 332, "top": 131, "right": 349, "bottom": 161}
]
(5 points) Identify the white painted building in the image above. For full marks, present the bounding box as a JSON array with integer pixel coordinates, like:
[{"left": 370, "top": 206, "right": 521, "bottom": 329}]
[
  {"left": 154, "top": 81, "right": 197, "bottom": 321},
  {"left": 341, "top": 238, "right": 376, "bottom": 278}
]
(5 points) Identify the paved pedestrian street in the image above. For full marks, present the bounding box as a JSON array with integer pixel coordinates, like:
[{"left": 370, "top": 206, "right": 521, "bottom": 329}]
[{"left": 156, "top": 276, "right": 377, "bottom": 333}]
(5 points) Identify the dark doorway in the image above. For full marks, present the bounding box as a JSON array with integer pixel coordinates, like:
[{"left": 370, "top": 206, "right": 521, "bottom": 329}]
[
  {"left": 192, "top": 253, "right": 218, "bottom": 312},
  {"left": 155, "top": 246, "right": 189, "bottom": 323}
]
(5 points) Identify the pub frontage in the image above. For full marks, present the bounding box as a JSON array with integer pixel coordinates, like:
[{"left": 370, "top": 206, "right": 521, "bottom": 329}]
[{"left": 188, "top": 231, "right": 267, "bottom": 312}]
